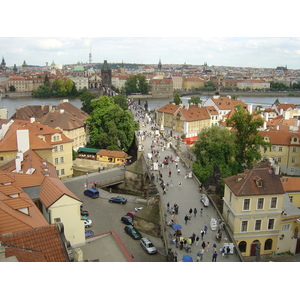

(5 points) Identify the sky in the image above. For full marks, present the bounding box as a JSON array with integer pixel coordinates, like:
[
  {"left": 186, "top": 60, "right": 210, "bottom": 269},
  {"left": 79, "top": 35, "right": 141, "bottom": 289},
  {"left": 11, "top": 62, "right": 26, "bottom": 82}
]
[{"left": 1, "top": 2, "right": 300, "bottom": 69}]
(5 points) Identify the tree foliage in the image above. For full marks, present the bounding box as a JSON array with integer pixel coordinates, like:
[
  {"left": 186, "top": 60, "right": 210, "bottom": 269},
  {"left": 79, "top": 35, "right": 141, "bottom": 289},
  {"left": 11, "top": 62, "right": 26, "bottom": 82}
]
[
  {"left": 192, "top": 126, "right": 238, "bottom": 184},
  {"left": 124, "top": 75, "right": 149, "bottom": 95},
  {"left": 171, "top": 93, "right": 182, "bottom": 105},
  {"left": 188, "top": 96, "right": 202, "bottom": 105},
  {"left": 226, "top": 104, "right": 271, "bottom": 171},
  {"left": 80, "top": 89, "right": 95, "bottom": 114},
  {"left": 86, "top": 96, "right": 139, "bottom": 151}
]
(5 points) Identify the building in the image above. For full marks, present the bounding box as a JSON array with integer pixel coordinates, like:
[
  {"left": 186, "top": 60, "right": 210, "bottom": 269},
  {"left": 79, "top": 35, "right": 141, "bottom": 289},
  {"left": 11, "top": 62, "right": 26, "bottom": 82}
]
[
  {"left": 237, "top": 79, "right": 270, "bottom": 90},
  {"left": 96, "top": 149, "right": 130, "bottom": 165},
  {"left": 222, "top": 162, "right": 285, "bottom": 256},
  {"left": 101, "top": 60, "right": 112, "bottom": 87},
  {"left": 259, "top": 131, "right": 300, "bottom": 176},
  {"left": 182, "top": 77, "right": 205, "bottom": 90},
  {"left": 149, "top": 78, "right": 173, "bottom": 98},
  {"left": 10, "top": 100, "right": 89, "bottom": 150},
  {"left": 0, "top": 119, "right": 74, "bottom": 179}
]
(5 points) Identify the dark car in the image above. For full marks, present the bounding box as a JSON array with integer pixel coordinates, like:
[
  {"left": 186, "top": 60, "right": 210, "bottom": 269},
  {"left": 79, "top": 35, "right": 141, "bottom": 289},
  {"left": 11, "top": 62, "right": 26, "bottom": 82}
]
[
  {"left": 124, "top": 225, "right": 142, "bottom": 240},
  {"left": 85, "top": 230, "right": 94, "bottom": 238},
  {"left": 84, "top": 188, "right": 99, "bottom": 199},
  {"left": 121, "top": 215, "right": 133, "bottom": 225},
  {"left": 81, "top": 210, "right": 89, "bottom": 217},
  {"left": 109, "top": 196, "right": 127, "bottom": 204}
]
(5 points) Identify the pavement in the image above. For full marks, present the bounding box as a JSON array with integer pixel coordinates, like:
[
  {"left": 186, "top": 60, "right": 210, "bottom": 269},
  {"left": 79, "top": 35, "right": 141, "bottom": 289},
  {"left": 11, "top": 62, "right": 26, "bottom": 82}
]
[{"left": 133, "top": 105, "right": 241, "bottom": 262}]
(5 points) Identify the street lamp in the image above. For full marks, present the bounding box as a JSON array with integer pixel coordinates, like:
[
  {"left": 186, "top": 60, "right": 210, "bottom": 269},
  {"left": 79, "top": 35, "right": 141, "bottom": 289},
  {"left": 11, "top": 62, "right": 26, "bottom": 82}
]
[
  {"left": 85, "top": 172, "right": 88, "bottom": 189},
  {"left": 227, "top": 209, "right": 230, "bottom": 222}
]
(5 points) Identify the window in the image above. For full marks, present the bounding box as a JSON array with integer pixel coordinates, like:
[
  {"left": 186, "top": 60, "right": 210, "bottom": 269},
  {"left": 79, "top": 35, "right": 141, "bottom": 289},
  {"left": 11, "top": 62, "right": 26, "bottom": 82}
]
[
  {"left": 60, "top": 157, "right": 64, "bottom": 163},
  {"left": 268, "top": 219, "right": 275, "bottom": 230},
  {"left": 278, "top": 157, "right": 282, "bottom": 163},
  {"left": 238, "top": 241, "right": 247, "bottom": 253},
  {"left": 270, "top": 197, "right": 277, "bottom": 209},
  {"left": 282, "top": 224, "right": 290, "bottom": 231},
  {"left": 55, "top": 158, "right": 58, "bottom": 164},
  {"left": 255, "top": 220, "right": 262, "bottom": 231},
  {"left": 60, "top": 145, "right": 64, "bottom": 151},
  {"left": 292, "top": 147, "right": 297, "bottom": 152},
  {"left": 264, "top": 239, "right": 273, "bottom": 250},
  {"left": 0, "top": 157, "right": 3, "bottom": 161},
  {"left": 54, "top": 146, "right": 58, "bottom": 152},
  {"left": 61, "top": 169, "right": 65, "bottom": 175},
  {"left": 278, "top": 147, "right": 283, "bottom": 152},
  {"left": 257, "top": 198, "right": 264, "bottom": 210},
  {"left": 243, "top": 198, "right": 250, "bottom": 211},
  {"left": 289, "top": 196, "right": 293, "bottom": 203},
  {"left": 271, "top": 146, "right": 276, "bottom": 151},
  {"left": 292, "top": 157, "right": 296, "bottom": 163},
  {"left": 241, "top": 220, "right": 248, "bottom": 232}
]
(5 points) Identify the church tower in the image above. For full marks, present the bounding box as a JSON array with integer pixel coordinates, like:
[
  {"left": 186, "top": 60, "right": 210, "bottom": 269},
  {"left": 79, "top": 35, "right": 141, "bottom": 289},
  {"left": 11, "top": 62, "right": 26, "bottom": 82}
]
[
  {"left": 89, "top": 45, "right": 92, "bottom": 64},
  {"left": 0, "top": 57, "right": 6, "bottom": 72},
  {"left": 156, "top": 58, "right": 164, "bottom": 79}
]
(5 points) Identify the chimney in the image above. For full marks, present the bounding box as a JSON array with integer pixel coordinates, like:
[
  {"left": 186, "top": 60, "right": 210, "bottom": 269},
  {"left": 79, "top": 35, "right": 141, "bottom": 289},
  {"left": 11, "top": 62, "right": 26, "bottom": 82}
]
[
  {"left": 17, "top": 129, "right": 29, "bottom": 153},
  {"left": 15, "top": 153, "right": 22, "bottom": 173},
  {"left": 73, "top": 248, "right": 83, "bottom": 262},
  {"left": 248, "top": 104, "right": 253, "bottom": 114},
  {"left": 60, "top": 109, "right": 64, "bottom": 114},
  {"left": 30, "top": 117, "right": 35, "bottom": 123}
]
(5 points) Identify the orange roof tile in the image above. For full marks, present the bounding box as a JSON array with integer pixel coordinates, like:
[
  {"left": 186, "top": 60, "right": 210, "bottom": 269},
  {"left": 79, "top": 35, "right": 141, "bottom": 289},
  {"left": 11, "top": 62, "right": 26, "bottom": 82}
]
[
  {"left": 97, "top": 149, "right": 129, "bottom": 159},
  {"left": 281, "top": 177, "right": 300, "bottom": 192}
]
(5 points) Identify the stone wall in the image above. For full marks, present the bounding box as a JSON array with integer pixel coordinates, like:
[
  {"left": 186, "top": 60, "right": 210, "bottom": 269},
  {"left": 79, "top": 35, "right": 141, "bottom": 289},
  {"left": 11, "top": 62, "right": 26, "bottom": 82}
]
[{"left": 72, "top": 158, "right": 120, "bottom": 172}]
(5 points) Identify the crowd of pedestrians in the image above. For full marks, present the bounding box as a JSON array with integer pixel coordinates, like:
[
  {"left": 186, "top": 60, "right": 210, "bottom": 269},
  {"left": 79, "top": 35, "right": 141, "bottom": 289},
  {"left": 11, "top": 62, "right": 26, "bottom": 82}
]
[{"left": 130, "top": 100, "right": 234, "bottom": 262}]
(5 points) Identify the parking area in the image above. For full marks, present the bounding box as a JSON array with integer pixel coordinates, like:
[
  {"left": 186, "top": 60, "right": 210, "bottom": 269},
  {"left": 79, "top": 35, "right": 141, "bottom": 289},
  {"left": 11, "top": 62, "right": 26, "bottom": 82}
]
[{"left": 66, "top": 178, "right": 167, "bottom": 262}]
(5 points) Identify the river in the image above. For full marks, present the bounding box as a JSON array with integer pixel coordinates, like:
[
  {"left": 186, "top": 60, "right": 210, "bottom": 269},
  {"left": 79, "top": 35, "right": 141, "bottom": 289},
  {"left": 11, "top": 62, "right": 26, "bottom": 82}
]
[{"left": 1, "top": 95, "right": 300, "bottom": 118}]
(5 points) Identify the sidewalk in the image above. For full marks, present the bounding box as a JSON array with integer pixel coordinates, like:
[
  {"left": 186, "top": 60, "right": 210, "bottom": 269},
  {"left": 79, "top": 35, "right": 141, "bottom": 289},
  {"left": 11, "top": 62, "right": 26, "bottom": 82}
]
[{"left": 135, "top": 108, "right": 241, "bottom": 262}]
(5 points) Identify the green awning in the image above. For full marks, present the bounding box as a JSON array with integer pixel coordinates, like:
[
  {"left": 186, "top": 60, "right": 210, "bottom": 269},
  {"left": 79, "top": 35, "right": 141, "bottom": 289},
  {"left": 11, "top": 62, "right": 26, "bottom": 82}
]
[{"left": 77, "top": 147, "right": 101, "bottom": 154}]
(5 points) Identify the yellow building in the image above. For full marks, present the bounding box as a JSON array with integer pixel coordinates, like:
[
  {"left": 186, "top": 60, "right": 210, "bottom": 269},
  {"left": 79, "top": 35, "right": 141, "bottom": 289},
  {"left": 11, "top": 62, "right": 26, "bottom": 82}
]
[
  {"left": 156, "top": 104, "right": 213, "bottom": 136},
  {"left": 259, "top": 131, "right": 300, "bottom": 176},
  {"left": 0, "top": 119, "right": 73, "bottom": 179},
  {"left": 182, "top": 77, "right": 205, "bottom": 90},
  {"left": 222, "top": 162, "right": 285, "bottom": 256},
  {"left": 96, "top": 149, "right": 129, "bottom": 164}
]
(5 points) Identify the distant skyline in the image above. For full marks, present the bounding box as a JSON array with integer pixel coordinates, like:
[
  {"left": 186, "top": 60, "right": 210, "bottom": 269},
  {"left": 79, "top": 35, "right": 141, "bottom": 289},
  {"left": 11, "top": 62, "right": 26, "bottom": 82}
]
[{"left": 1, "top": 37, "right": 300, "bottom": 70}]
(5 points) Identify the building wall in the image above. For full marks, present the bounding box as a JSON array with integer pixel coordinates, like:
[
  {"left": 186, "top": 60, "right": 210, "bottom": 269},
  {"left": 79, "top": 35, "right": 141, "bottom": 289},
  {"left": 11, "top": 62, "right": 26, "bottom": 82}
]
[
  {"left": 223, "top": 184, "right": 283, "bottom": 256},
  {"left": 52, "top": 141, "right": 73, "bottom": 178},
  {"left": 48, "top": 195, "right": 85, "bottom": 247}
]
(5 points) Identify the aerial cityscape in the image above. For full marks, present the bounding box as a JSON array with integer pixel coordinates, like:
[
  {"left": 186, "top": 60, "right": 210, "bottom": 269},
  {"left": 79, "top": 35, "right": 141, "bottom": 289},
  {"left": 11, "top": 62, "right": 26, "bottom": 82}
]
[{"left": 1, "top": 34, "right": 300, "bottom": 287}]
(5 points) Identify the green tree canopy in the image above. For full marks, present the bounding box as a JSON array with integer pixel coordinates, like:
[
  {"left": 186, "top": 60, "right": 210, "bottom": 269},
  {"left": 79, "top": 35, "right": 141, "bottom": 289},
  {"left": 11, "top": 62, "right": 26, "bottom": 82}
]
[
  {"left": 124, "top": 75, "right": 149, "bottom": 95},
  {"left": 80, "top": 90, "right": 95, "bottom": 114},
  {"left": 192, "top": 126, "right": 238, "bottom": 184},
  {"left": 226, "top": 104, "right": 271, "bottom": 171},
  {"left": 86, "top": 96, "right": 139, "bottom": 151},
  {"left": 188, "top": 96, "right": 202, "bottom": 105},
  {"left": 171, "top": 93, "right": 182, "bottom": 105}
]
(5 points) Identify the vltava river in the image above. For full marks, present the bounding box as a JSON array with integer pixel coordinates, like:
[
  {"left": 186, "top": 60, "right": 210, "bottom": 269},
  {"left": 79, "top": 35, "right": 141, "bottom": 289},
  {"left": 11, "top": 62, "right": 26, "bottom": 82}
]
[{"left": 2, "top": 95, "right": 300, "bottom": 118}]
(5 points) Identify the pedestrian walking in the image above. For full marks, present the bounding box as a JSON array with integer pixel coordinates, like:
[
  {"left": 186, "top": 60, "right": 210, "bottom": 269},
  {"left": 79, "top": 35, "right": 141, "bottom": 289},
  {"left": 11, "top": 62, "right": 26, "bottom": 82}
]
[
  {"left": 226, "top": 246, "right": 230, "bottom": 258},
  {"left": 188, "top": 213, "right": 192, "bottom": 223},
  {"left": 204, "top": 225, "right": 208, "bottom": 234},
  {"left": 195, "top": 235, "right": 199, "bottom": 246},
  {"left": 221, "top": 247, "right": 225, "bottom": 258},
  {"left": 194, "top": 208, "right": 197, "bottom": 217},
  {"left": 187, "top": 237, "right": 192, "bottom": 246},
  {"left": 189, "top": 208, "right": 193, "bottom": 215},
  {"left": 174, "top": 251, "right": 178, "bottom": 262},
  {"left": 212, "top": 243, "right": 217, "bottom": 252},
  {"left": 177, "top": 168, "right": 180, "bottom": 175},
  {"left": 200, "top": 208, "right": 203, "bottom": 217},
  {"left": 212, "top": 251, "right": 218, "bottom": 262},
  {"left": 201, "top": 230, "right": 205, "bottom": 240},
  {"left": 175, "top": 237, "right": 178, "bottom": 248},
  {"left": 206, "top": 242, "right": 210, "bottom": 252},
  {"left": 184, "top": 214, "right": 189, "bottom": 225},
  {"left": 167, "top": 202, "right": 170, "bottom": 212},
  {"left": 175, "top": 162, "right": 178, "bottom": 169},
  {"left": 196, "top": 250, "right": 202, "bottom": 262},
  {"left": 201, "top": 241, "right": 206, "bottom": 250},
  {"left": 170, "top": 180, "right": 173, "bottom": 187},
  {"left": 169, "top": 170, "right": 172, "bottom": 177},
  {"left": 191, "top": 233, "right": 196, "bottom": 244},
  {"left": 178, "top": 182, "right": 182, "bottom": 188}
]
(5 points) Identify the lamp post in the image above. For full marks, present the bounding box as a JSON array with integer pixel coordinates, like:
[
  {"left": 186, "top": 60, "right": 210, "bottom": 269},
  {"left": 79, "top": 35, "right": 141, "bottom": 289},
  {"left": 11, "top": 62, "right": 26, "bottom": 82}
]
[
  {"left": 227, "top": 209, "right": 230, "bottom": 222},
  {"left": 85, "top": 172, "right": 88, "bottom": 189}
]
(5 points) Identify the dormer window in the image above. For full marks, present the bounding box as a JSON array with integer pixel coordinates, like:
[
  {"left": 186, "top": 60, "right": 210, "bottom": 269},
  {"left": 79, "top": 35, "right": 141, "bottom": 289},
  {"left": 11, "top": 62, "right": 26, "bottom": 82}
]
[{"left": 254, "top": 176, "right": 263, "bottom": 187}]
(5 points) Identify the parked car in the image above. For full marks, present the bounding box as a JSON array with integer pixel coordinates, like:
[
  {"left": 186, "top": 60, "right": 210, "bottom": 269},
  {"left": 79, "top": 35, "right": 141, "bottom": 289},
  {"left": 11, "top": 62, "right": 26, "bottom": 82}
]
[
  {"left": 140, "top": 237, "right": 157, "bottom": 254},
  {"left": 85, "top": 230, "right": 94, "bottom": 237},
  {"left": 135, "top": 207, "right": 143, "bottom": 212},
  {"left": 126, "top": 211, "right": 136, "bottom": 218},
  {"left": 84, "top": 188, "right": 99, "bottom": 199},
  {"left": 109, "top": 196, "right": 127, "bottom": 204},
  {"left": 81, "top": 210, "right": 89, "bottom": 217},
  {"left": 124, "top": 225, "right": 142, "bottom": 240},
  {"left": 201, "top": 194, "right": 209, "bottom": 207},
  {"left": 84, "top": 219, "right": 92, "bottom": 227},
  {"left": 121, "top": 215, "right": 133, "bottom": 225}
]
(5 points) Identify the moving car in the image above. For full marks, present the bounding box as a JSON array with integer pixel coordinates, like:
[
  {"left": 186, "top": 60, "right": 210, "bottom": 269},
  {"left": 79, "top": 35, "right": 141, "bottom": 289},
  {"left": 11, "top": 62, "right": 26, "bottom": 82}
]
[
  {"left": 140, "top": 237, "right": 157, "bottom": 254},
  {"left": 124, "top": 225, "right": 142, "bottom": 240},
  {"left": 121, "top": 215, "right": 133, "bottom": 225},
  {"left": 201, "top": 194, "right": 209, "bottom": 207},
  {"left": 84, "top": 188, "right": 99, "bottom": 199},
  {"left": 85, "top": 230, "right": 94, "bottom": 237},
  {"left": 84, "top": 219, "right": 92, "bottom": 227},
  {"left": 109, "top": 196, "right": 127, "bottom": 204}
]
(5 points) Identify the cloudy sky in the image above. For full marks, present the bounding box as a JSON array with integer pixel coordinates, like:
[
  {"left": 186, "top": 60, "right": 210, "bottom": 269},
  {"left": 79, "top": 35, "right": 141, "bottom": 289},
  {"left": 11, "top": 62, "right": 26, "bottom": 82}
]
[{"left": 2, "top": 2, "right": 300, "bottom": 69}]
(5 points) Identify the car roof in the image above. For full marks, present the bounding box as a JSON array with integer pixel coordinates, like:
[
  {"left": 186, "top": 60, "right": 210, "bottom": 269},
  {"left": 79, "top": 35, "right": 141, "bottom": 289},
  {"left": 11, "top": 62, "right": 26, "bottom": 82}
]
[{"left": 87, "top": 188, "right": 98, "bottom": 192}]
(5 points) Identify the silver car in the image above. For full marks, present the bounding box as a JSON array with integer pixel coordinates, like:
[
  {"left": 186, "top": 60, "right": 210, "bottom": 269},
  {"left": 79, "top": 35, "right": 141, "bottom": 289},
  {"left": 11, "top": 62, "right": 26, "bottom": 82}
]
[{"left": 140, "top": 237, "right": 157, "bottom": 254}]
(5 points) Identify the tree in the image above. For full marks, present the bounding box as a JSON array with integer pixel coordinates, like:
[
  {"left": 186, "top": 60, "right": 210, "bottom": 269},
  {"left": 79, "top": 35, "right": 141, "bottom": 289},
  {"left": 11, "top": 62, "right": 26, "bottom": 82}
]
[
  {"left": 113, "top": 94, "right": 128, "bottom": 110},
  {"left": 188, "top": 96, "right": 202, "bottom": 105},
  {"left": 192, "top": 126, "right": 238, "bottom": 184},
  {"left": 80, "top": 90, "right": 95, "bottom": 114},
  {"left": 226, "top": 104, "right": 271, "bottom": 171},
  {"left": 171, "top": 93, "right": 182, "bottom": 105},
  {"left": 124, "top": 75, "right": 149, "bottom": 95},
  {"left": 86, "top": 96, "right": 139, "bottom": 151}
]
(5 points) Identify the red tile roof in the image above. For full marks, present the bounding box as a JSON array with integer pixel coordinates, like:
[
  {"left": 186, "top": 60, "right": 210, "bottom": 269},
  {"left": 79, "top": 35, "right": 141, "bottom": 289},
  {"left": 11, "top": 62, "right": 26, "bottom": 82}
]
[
  {"left": 97, "top": 149, "right": 129, "bottom": 159},
  {"left": 0, "top": 225, "right": 69, "bottom": 262}
]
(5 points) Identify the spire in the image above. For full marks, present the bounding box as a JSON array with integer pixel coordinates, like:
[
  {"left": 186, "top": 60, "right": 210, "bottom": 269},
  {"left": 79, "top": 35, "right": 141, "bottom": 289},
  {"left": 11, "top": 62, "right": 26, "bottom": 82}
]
[
  {"left": 89, "top": 44, "right": 92, "bottom": 64},
  {"left": 158, "top": 58, "right": 162, "bottom": 70}
]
